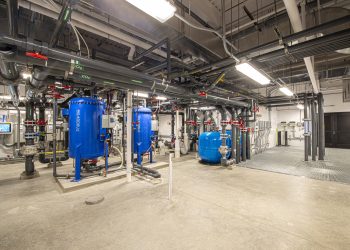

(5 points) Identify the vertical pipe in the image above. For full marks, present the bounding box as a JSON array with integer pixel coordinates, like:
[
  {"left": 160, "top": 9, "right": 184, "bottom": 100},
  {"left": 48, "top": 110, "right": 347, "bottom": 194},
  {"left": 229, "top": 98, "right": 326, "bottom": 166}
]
[
  {"left": 53, "top": 98, "right": 57, "bottom": 177},
  {"left": 175, "top": 110, "right": 180, "bottom": 158},
  {"left": 235, "top": 110, "right": 241, "bottom": 164},
  {"left": 304, "top": 95, "right": 308, "bottom": 161},
  {"left": 24, "top": 99, "right": 35, "bottom": 176},
  {"left": 307, "top": 100, "right": 311, "bottom": 156},
  {"left": 311, "top": 99, "right": 317, "bottom": 161},
  {"left": 242, "top": 109, "right": 247, "bottom": 162},
  {"left": 318, "top": 93, "right": 325, "bottom": 160},
  {"left": 122, "top": 94, "right": 126, "bottom": 166},
  {"left": 126, "top": 90, "right": 133, "bottom": 182},
  {"left": 231, "top": 108, "right": 236, "bottom": 160},
  {"left": 168, "top": 153, "right": 173, "bottom": 200},
  {"left": 246, "top": 115, "right": 251, "bottom": 160}
]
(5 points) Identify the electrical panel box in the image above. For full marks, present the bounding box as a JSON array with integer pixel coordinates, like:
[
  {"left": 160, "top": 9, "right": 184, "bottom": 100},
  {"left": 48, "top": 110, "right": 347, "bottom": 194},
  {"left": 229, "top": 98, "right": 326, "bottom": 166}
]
[
  {"left": 0, "top": 122, "right": 12, "bottom": 134},
  {"left": 102, "top": 115, "right": 117, "bottom": 129}
]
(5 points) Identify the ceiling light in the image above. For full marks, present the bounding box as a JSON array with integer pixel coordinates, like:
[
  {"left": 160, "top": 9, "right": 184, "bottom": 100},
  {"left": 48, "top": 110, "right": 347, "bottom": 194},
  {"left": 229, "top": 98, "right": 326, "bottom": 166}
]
[
  {"left": 279, "top": 87, "right": 294, "bottom": 96},
  {"left": 235, "top": 62, "right": 270, "bottom": 85},
  {"left": 296, "top": 103, "right": 304, "bottom": 110},
  {"left": 126, "top": 0, "right": 176, "bottom": 23},
  {"left": 156, "top": 96, "right": 167, "bottom": 100},
  {"left": 133, "top": 92, "right": 149, "bottom": 98}
]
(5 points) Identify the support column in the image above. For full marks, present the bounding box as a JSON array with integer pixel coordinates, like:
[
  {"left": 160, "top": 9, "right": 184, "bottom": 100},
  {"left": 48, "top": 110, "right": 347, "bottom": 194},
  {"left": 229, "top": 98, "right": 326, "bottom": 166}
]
[
  {"left": 183, "top": 108, "right": 189, "bottom": 153},
  {"left": 174, "top": 110, "right": 180, "bottom": 158},
  {"left": 311, "top": 99, "right": 317, "bottom": 161},
  {"left": 242, "top": 109, "right": 247, "bottom": 162},
  {"left": 126, "top": 90, "right": 133, "bottom": 182},
  {"left": 318, "top": 93, "right": 325, "bottom": 160},
  {"left": 304, "top": 95, "right": 309, "bottom": 161}
]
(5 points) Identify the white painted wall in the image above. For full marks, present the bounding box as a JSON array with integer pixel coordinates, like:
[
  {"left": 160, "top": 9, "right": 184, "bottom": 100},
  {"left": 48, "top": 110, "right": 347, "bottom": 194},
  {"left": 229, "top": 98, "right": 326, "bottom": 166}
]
[
  {"left": 275, "top": 107, "right": 305, "bottom": 147},
  {"left": 323, "top": 93, "right": 350, "bottom": 113},
  {"left": 158, "top": 114, "right": 183, "bottom": 138}
]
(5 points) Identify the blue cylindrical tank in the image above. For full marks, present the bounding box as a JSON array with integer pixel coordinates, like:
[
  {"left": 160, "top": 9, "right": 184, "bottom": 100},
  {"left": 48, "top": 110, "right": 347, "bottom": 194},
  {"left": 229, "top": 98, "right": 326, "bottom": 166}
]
[
  {"left": 198, "top": 131, "right": 232, "bottom": 164},
  {"left": 68, "top": 97, "right": 105, "bottom": 160},
  {"left": 133, "top": 107, "right": 152, "bottom": 154}
]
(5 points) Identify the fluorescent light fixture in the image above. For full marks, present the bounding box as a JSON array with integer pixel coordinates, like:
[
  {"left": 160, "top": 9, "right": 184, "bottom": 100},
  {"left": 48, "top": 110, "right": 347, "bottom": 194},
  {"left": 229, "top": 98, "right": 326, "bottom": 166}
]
[
  {"left": 235, "top": 62, "right": 270, "bottom": 85},
  {"left": 279, "top": 87, "right": 294, "bottom": 96},
  {"left": 156, "top": 96, "right": 167, "bottom": 101},
  {"left": 0, "top": 95, "right": 26, "bottom": 101},
  {"left": 126, "top": 0, "right": 176, "bottom": 23},
  {"left": 133, "top": 92, "right": 149, "bottom": 98},
  {"left": 296, "top": 103, "right": 304, "bottom": 110}
]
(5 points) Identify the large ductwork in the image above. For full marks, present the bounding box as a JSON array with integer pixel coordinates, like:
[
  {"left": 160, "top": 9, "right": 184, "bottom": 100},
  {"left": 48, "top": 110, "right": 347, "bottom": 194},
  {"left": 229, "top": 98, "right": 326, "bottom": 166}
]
[{"left": 0, "top": 0, "right": 19, "bottom": 81}]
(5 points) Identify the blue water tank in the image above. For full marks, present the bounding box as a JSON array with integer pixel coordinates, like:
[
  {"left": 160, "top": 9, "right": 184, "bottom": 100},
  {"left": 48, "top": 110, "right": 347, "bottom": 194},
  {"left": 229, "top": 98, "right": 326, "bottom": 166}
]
[
  {"left": 68, "top": 97, "right": 106, "bottom": 160},
  {"left": 198, "top": 131, "right": 232, "bottom": 164},
  {"left": 133, "top": 107, "right": 152, "bottom": 154}
]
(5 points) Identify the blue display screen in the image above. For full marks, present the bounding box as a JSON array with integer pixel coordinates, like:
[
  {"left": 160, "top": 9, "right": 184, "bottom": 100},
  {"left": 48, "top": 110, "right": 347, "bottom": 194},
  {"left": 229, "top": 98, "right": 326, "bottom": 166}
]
[{"left": 0, "top": 123, "right": 11, "bottom": 133}]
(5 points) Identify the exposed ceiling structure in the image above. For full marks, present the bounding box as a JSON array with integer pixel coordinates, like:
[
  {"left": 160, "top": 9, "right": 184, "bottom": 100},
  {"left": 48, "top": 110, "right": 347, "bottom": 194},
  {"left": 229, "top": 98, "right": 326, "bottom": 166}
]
[{"left": 0, "top": 0, "right": 349, "bottom": 107}]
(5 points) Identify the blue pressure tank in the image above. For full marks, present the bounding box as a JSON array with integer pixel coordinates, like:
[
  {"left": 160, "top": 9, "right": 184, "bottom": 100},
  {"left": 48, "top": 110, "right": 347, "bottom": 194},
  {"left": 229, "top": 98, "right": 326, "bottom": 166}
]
[
  {"left": 68, "top": 97, "right": 106, "bottom": 160},
  {"left": 133, "top": 107, "right": 152, "bottom": 154},
  {"left": 198, "top": 131, "right": 232, "bottom": 164}
]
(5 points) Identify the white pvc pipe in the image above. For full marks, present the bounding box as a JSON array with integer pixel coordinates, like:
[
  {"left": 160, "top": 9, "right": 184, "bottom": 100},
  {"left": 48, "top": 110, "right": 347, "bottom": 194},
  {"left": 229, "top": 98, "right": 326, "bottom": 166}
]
[{"left": 168, "top": 153, "right": 173, "bottom": 201}]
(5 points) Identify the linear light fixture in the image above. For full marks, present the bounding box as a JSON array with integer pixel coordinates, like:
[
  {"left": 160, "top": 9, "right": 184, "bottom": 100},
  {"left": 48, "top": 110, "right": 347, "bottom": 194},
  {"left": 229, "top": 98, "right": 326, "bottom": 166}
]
[
  {"left": 126, "top": 0, "right": 176, "bottom": 23},
  {"left": 296, "top": 103, "right": 304, "bottom": 109},
  {"left": 133, "top": 92, "right": 149, "bottom": 98},
  {"left": 156, "top": 96, "right": 167, "bottom": 100},
  {"left": 235, "top": 62, "right": 270, "bottom": 85},
  {"left": 279, "top": 87, "right": 294, "bottom": 96}
]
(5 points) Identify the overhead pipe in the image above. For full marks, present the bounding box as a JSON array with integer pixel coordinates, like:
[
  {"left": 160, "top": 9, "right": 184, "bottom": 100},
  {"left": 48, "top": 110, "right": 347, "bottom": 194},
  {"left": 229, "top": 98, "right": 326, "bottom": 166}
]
[
  {"left": 49, "top": 0, "right": 74, "bottom": 48},
  {"left": 0, "top": 0, "right": 19, "bottom": 81},
  {"left": 0, "top": 36, "right": 250, "bottom": 107}
]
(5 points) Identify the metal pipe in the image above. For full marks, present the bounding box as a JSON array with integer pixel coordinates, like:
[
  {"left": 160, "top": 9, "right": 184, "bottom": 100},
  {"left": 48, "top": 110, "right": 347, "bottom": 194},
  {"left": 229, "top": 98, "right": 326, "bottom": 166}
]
[
  {"left": 0, "top": 38, "right": 250, "bottom": 107},
  {"left": 52, "top": 98, "right": 58, "bottom": 176},
  {"left": 318, "top": 93, "right": 325, "bottom": 160},
  {"left": 49, "top": 0, "right": 72, "bottom": 48},
  {"left": 22, "top": 98, "right": 36, "bottom": 177},
  {"left": 311, "top": 99, "right": 317, "bottom": 161},
  {"left": 242, "top": 109, "right": 247, "bottom": 162},
  {"left": 126, "top": 90, "right": 132, "bottom": 182},
  {"left": 304, "top": 95, "right": 309, "bottom": 161}
]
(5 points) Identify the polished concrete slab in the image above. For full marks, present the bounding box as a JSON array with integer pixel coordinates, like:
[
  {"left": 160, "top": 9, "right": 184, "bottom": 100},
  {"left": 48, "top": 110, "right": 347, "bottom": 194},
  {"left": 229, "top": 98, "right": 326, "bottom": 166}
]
[{"left": 1, "top": 152, "right": 350, "bottom": 249}]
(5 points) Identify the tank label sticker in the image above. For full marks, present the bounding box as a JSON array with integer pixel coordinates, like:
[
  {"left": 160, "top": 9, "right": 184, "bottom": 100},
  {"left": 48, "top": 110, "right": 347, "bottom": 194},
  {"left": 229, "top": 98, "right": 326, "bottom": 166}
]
[{"left": 76, "top": 109, "right": 80, "bottom": 132}]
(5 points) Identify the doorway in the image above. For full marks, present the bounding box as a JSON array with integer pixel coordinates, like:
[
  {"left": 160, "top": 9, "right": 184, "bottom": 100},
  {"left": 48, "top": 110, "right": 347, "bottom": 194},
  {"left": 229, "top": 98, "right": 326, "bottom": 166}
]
[{"left": 325, "top": 112, "right": 350, "bottom": 148}]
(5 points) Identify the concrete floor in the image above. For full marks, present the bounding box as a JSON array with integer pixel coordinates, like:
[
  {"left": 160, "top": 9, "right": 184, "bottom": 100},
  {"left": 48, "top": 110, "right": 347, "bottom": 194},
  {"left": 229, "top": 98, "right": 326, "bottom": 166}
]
[{"left": 1, "top": 150, "right": 350, "bottom": 249}]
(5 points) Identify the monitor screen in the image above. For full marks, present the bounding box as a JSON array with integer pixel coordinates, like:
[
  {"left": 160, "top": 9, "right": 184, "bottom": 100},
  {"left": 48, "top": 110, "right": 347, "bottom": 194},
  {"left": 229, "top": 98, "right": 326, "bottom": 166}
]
[{"left": 0, "top": 123, "right": 12, "bottom": 134}]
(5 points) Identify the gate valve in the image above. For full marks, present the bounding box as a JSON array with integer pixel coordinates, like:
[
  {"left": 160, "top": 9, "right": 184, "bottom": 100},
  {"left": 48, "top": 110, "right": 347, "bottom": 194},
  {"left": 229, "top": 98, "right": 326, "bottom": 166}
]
[
  {"left": 247, "top": 127, "right": 254, "bottom": 133},
  {"left": 36, "top": 119, "right": 47, "bottom": 126},
  {"left": 204, "top": 120, "right": 212, "bottom": 125},
  {"left": 231, "top": 120, "right": 240, "bottom": 126},
  {"left": 199, "top": 91, "right": 207, "bottom": 97},
  {"left": 221, "top": 120, "right": 231, "bottom": 125},
  {"left": 252, "top": 104, "right": 260, "bottom": 113},
  {"left": 185, "top": 120, "right": 197, "bottom": 126},
  {"left": 25, "top": 51, "right": 48, "bottom": 61}
]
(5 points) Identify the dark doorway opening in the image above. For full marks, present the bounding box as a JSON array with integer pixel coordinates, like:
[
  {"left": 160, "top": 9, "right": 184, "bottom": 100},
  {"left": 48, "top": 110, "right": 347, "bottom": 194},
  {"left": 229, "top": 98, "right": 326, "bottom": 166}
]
[{"left": 325, "top": 112, "right": 350, "bottom": 148}]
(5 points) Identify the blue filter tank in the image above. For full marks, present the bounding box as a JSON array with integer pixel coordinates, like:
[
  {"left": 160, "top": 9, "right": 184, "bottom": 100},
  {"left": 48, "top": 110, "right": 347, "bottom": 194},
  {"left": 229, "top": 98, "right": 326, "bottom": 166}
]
[
  {"left": 68, "top": 97, "right": 106, "bottom": 160},
  {"left": 198, "top": 131, "right": 232, "bottom": 164},
  {"left": 133, "top": 107, "right": 152, "bottom": 154}
]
